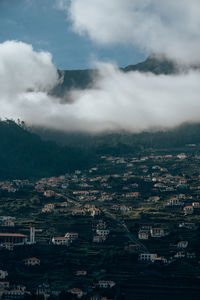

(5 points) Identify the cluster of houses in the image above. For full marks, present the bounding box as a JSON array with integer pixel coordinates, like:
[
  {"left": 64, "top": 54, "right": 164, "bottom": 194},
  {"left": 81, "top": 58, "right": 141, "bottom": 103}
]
[
  {"left": 0, "top": 150, "right": 200, "bottom": 298},
  {"left": 0, "top": 216, "right": 15, "bottom": 227},
  {"left": 0, "top": 282, "right": 31, "bottom": 299},
  {"left": 0, "top": 179, "right": 34, "bottom": 193},
  {"left": 0, "top": 222, "right": 36, "bottom": 253},
  {"left": 111, "top": 204, "right": 133, "bottom": 212},
  {"left": 0, "top": 279, "right": 117, "bottom": 300},
  {"left": 138, "top": 226, "right": 167, "bottom": 240},
  {"left": 52, "top": 232, "right": 79, "bottom": 246},
  {"left": 66, "top": 279, "right": 116, "bottom": 299},
  {"left": 137, "top": 220, "right": 198, "bottom": 264},
  {"left": 72, "top": 206, "right": 101, "bottom": 217},
  {"left": 93, "top": 221, "right": 110, "bottom": 243},
  {"left": 165, "top": 194, "right": 200, "bottom": 216}
]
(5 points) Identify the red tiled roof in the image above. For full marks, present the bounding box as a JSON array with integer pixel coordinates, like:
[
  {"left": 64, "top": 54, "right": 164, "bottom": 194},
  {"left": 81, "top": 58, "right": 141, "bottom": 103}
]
[
  {"left": 53, "top": 237, "right": 69, "bottom": 240},
  {"left": 24, "top": 257, "right": 40, "bottom": 261},
  {"left": 0, "top": 233, "right": 27, "bottom": 237}
]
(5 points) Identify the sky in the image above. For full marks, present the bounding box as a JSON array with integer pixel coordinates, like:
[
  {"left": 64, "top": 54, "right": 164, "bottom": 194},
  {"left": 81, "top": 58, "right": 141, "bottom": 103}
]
[
  {"left": 0, "top": 0, "right": 145, "bottom": 69},
  {"left": 1, "top": 0, "right": 200, "bottom": 133}
]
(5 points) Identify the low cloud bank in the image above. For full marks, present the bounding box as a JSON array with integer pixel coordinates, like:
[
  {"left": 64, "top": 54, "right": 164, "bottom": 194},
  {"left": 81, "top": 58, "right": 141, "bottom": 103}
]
[{"left": 1, "top": 41, "right": 200, "bottom": 133}]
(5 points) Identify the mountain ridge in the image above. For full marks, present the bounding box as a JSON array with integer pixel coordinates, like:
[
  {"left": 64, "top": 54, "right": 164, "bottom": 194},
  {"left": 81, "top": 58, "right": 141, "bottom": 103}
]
[
  {"left": 1, "top": 56, "right": 200, "bottom": 179},
  {"left": 52, "top": 55, "right": 178, "bottom": 97}
]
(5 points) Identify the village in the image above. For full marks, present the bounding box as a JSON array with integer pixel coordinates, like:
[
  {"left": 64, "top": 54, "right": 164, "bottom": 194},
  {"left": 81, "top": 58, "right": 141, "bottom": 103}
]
[{"left": 0, "top": 147, "right": 200, "bottom": 299}]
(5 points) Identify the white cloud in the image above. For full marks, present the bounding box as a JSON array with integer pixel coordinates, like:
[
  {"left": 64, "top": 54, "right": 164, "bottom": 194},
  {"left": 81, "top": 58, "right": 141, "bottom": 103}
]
[
  {"left": 67, "top": 63, "right": 200, "bottom": 132},
  {"left": 60, "top": 0, "right": 200, "bottom": 64},
  {"left": 0, "top": 41, "right": 58, "bottom": 96},
  {"left": 1, "top": 41, "right": 200, "bottom": 134},
  {"left": 0, "top": 40, "right": 59, "bottom": 121}
]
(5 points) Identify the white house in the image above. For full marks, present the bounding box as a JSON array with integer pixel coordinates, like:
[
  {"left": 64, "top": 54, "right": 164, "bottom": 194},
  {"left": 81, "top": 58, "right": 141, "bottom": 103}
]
[
  {"left": 184, "top": 206, "right": 194, "bottom": 215},
  {"left": 2, "top": 219, "right": 15, "bottom": 227},
  {"left": 65, "top": 233, "right": 79, "bottom": 241},
  {"left": 76, "top": 270, "right": 87, "bottom": 276},
  {"left": 3, "top": 290, "right": 25, "bottom": 299},
  {"left": 52, "top": 237, "right": 70, "bottom": 246},
  {"left": 98, "top": 281, "right": 115, "bottom": 288},
  {"left": 42, "top": 203, "right": 55, "bottom": 213},
  {"left": 93, "top": 236, "right": 106, "bottom": 243},
  {"left": 177, "top": 241, "right": 188, "bottom": 249},
  {"left": 0, "top": 242, "right": 14, "bottom": 251},
  {"left": 174, "top": 251, "right": 185, "bottom": 259},
  {"left": 192, "top": 202, "right": 200, "bottom": 208},
  {"left": 24, "top": 257, "right": 40, "bottom": 266},
  {"left": 168, "top": 197, "right": 183, "bottom": 206},
  {"left": 68, "top": 288, "right": 83, "bottom": 298},
  {"left": 96, "top": 229, "right": 110, "bottom": 236},
  {"left": 139, "top": 253, "right": 157, "bottom": 262},
  {"left": 150, "top": 228, "right": 165, "bottom": 238},
  {"left": 177, "top": 153, "right": 187, "bottom": 159},
  {"left": 138, "top": 231, "right": 149, "bottom": 240},
  {"left": 0, "top": 281, "right": 9, "bottom": 289},
  {"left": 0, "top": 270, "right": 8, "bottom": 279},
  {"left": 43, "top": 190, "right": 55, "bottom": 198}
]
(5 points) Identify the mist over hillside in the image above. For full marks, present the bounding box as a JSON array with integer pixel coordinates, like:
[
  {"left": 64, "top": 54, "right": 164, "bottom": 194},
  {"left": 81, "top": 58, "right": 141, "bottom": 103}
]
[
  {"left": 0, "top": 120, "right": 91, "bottom": 180},
  {"left": 1, "top": 43, "right": 200, "bottom": 133},
  {"left": 33, "top": 122, "right": 200, "bottom": 150},
  {"left": 35, "top": 56, "right": 200, "bottom": 149},
  {"left": 1, "top": 56, "right": 200, "bottom": 180},
  {"left": 2, "top": 118, "right": 200, "bottom": 180},
  {"left": 52, "top": 55, "right": 178, "bottom": 97}
]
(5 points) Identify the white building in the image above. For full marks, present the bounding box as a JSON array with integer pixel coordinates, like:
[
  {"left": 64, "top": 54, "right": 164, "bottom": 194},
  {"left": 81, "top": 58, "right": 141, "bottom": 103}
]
[
  {"left": 0, "top": 270, "right": 8, "bottom": 279},
  {"left": 24, "top": 257, "right": 40, "bottom": 266},
  {"left": 96, "top": 229, "right": 110, "bottom": 236},
  {"left": 150, "top": 228, "right": 165, "bottom": 238},
  {"left": 138, "top": 231, "right": 149, "bottom": 240},
  {"left": 65, "top": 232, "right": 79, "bottom": 241},
  {"left": 177, "top": 153, "right": 187, "bottom": 159},
  {"left": 98, "top": 281, "right": 115, "bottom": 288},
  {"left": 3, "top": 290, "right": 25, "bottom": 299},
  {"left": 68, "top": 288, "right": 83, "bottom": 298},
  {"left": 192, "top": 202, "right": 200, "bottom": 208},
  {"left": 0, "top": 281, "right": 9, "bottom": 289},
  {"left": 174, "top": 251, "right": 185, "bottom": 259},
  {"left": 93, "top": 236, "right": 106, "bottom": 243},
  {"left": 0, "top": 233, "right": 28, "bottom": 246},
  {"left": 139, "top": 253, "right": 157, "bottom": 262},
  {"left": 2, "top": 219, "right": 15, "bottom": 227},
  {"left": 168, "top": 197, "right": 183, "bottom": 206},
  {"left": 29, "top": 224, "right": 36, "bottom": 244},
  {"left": 177, "top": 241, "right": 188, "bottom": 249},
  {"left": 52, "top": 237, "right": 70, "bottom": 246},
  {"left": 184, "top": 206, "right": 194, "bottom": 215},
  {"left": 0, "top": 242, "right": 14, "bottom": 251}
]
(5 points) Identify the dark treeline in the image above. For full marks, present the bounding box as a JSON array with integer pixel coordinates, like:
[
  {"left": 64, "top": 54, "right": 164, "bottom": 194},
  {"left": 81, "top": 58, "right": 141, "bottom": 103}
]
[
  {"left": 0, "top": 120, "right": 92, "bottom": 180},
  {"left": 2, "top": 119, "right": 200, "bottom": 180},
  {"left": 34, "top": 122, "right": 200, "bottom": 150}
]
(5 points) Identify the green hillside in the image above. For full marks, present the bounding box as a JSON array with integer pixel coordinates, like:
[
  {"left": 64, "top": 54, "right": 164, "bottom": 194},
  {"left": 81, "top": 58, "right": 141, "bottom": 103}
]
[
  {"left": 0, "top": 120, "right": 91, "bottom": 180},
  {"left": 2, "top": 56, "right": 200, "bottom": 179},
  {"left": 35, "top": 122, "right": 200, "bottom": 152}
]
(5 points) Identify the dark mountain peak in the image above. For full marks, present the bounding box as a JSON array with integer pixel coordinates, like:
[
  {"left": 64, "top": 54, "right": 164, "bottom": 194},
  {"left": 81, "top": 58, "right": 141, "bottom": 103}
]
[
  {"left": 123, "top": 54, "right": 177, "bottom": 75},
  {"left": 53, "top": 55, "right": 178, "bottom": 97}
]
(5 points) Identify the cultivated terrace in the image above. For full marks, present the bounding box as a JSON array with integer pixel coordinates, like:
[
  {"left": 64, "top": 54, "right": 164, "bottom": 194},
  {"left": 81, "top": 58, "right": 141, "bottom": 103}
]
[{"left": 0, "top": 146, "right": 200, "bottom": 299}]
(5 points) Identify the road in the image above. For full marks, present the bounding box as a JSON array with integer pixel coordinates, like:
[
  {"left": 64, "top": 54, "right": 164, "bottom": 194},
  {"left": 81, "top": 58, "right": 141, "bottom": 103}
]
[{"left": 102, "top": 208, "right": 150, "bottom": 253}]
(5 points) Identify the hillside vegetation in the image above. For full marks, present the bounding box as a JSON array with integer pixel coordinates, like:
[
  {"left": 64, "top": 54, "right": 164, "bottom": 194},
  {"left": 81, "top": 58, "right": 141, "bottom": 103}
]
[{"left": 0, "top": 120, "right": 91, "bottom": 179}]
